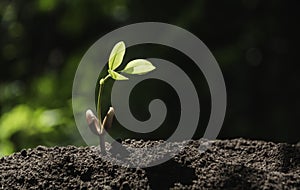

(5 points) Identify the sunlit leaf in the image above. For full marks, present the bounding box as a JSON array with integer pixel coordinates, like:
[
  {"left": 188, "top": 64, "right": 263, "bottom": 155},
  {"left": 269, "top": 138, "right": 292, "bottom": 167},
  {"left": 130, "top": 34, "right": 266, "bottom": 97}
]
[
  {"left": 108, "top": 70, "right": 128, "bottom": 80},
  {"left": 108, "top": 41, "right": 126, "bottom": 71},
  {"left": 122, "top": 59, "right": 156, "bottom": 75}
]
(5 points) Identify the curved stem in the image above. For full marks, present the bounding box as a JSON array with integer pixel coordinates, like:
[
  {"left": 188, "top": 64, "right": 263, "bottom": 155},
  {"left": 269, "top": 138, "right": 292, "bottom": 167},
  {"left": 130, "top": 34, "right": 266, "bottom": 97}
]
[
  {"left": 97, "top": 74, "right": 110, "bottom": 128},
  {"left": 97, "top": 74, "right": 110, "bottom": 155},
  {"left": 97, "top": 82, "right": 104, "bottom": 126}
]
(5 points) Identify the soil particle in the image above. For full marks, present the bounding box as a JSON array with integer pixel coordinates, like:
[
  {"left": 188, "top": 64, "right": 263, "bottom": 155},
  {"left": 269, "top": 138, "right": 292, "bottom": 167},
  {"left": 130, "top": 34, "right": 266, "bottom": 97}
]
[{"left": 0, "top": 138, "right": 299, "bottom": 189}]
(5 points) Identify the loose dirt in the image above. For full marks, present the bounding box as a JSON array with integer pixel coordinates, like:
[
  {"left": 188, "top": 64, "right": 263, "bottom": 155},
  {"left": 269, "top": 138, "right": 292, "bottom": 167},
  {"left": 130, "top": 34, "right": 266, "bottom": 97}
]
[{"left": 0, "top": 138, "right": 299, "bottom": 189}]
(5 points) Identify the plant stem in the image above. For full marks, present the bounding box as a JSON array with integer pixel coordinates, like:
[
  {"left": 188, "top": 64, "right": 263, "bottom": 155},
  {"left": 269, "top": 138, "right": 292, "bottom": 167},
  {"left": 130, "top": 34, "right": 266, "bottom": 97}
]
[
  {"left": 97, "top": 74, "right": 110, "bottom": 154},
  {"left": 99, "top": 134, "right": 106, "bottom": 155},
  {"left": 97, "top": 74, "right": 110, "bottom": 127},
  {"left": 97, "top": 82, "right": 104, "bottom": 126}
]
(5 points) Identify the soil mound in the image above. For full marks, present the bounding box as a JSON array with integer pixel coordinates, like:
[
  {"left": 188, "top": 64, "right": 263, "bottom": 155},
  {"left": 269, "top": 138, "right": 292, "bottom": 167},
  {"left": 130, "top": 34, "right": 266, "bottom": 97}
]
[{"left": 0, "top": 139, "right": 299, "bottom": 189}]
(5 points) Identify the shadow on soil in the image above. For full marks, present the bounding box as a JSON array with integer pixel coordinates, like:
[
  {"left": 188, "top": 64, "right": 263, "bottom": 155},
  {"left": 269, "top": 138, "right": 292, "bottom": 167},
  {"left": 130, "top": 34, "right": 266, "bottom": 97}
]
[{"left": 145, "top": 159, "right": 196, "bottom": 189}]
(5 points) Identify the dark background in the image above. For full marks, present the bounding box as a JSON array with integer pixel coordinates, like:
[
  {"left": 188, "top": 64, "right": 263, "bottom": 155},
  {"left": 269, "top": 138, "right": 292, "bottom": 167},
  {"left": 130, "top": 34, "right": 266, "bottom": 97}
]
[{"left": 0, "top": 0, "right": 299, "bottom": 156}]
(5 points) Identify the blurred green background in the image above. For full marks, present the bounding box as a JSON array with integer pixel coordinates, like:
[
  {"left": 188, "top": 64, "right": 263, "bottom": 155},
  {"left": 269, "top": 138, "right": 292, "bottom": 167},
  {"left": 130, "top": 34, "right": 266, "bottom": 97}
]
[{"left": 0, "top": 0, "right": 299, "bottom": 156}]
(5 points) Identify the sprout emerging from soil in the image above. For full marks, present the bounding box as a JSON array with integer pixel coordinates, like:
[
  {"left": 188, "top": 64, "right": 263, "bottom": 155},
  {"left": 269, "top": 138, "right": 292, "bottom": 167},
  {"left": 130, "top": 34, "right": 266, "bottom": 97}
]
[{"left": 86, "top": 41, "right": 156, "bottom": 155}]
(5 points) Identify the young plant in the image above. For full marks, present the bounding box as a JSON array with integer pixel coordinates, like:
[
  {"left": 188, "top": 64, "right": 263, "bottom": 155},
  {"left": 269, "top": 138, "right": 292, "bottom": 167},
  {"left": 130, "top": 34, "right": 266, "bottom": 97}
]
[{"left": 86, "top": 41, "right": 156, "bottom": 155}]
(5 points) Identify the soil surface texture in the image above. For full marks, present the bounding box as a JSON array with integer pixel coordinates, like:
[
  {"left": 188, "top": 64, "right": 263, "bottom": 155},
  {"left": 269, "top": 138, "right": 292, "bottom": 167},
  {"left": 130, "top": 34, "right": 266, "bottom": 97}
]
[{"left": 0, "top": 138, "right": 299, "bottom": 189}]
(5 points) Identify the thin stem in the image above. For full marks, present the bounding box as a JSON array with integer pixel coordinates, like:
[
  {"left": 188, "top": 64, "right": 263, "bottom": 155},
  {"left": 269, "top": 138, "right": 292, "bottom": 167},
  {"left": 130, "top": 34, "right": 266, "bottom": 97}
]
[
  {"left": 103, "top": 74, "right": 110, "bottom": 81},
  {"left": 97, "top": 74, "right": 110, "bottom": 127},
  {"left": 97, "top": 81, "right": 104, "bottom": 126},
  {"left": 99, "top": 134, "right": 106, "bottom": 155},
  {"left": 97, "top": 74, "right": 110, "bottom": 155}
]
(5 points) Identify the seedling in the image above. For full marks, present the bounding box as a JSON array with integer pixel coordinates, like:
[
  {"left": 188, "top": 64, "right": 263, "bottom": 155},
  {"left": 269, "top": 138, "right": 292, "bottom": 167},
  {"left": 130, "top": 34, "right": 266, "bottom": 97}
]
[{"left": 86, "top": 41, "right": 156, "bottom": 155}]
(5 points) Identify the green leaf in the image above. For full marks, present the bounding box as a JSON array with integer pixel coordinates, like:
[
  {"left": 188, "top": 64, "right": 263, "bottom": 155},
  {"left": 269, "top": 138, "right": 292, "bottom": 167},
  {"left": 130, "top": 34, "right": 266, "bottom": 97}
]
[
  {"left": 122, "top": 59, "right": 156, "bottom": 75},
  {"left": 108, "top": 70, "right": 128, "bottom": 80},
  {"left": 109, "top": 41, "right": 126, "bottom": 71}
]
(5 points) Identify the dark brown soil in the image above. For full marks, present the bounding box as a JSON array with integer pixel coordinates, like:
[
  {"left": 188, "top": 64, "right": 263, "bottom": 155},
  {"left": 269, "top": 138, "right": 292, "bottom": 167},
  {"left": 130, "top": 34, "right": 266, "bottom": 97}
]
[{"left": 0, "top": 138, "right": 299, "bottom": 189}]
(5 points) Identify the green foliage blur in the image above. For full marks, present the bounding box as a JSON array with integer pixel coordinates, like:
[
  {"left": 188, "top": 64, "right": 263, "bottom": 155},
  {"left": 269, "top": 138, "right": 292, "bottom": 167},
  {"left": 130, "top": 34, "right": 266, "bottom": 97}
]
[{"left": 0, "top": 0, "right": 299, "bottom": 156}]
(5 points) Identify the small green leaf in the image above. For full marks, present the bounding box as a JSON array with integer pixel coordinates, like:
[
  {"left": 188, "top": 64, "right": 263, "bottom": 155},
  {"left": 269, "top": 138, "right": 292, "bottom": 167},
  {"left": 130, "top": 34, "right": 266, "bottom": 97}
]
[
  {"left": 108, "top": 70, "right": 128, "bottom": 80},
  {"left": 122, "top": 59, "right": 156, "bottom": 75},
  {"left": 109, "top": 41, "right": 126, "bottom": 71}
]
